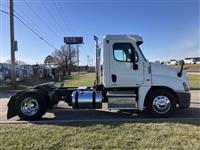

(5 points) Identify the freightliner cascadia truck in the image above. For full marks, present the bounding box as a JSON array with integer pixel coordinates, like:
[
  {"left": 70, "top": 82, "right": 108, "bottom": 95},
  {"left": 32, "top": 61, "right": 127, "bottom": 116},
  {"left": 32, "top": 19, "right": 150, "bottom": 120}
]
[{"left": 7, "top": 35, "right": 190, "bottom": 120}]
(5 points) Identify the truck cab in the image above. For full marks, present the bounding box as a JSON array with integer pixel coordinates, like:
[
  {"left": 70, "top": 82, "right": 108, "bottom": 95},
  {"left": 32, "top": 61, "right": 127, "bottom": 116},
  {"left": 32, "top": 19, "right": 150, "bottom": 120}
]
[
  {"left": 7, "top": 35, "right": 191, "bottom": 120},
  {"left": 102, "top": 35, "right": 190, "bottom": 114},
  {"left": 103, "top": 35, "right": 190, "bottom": 116}
]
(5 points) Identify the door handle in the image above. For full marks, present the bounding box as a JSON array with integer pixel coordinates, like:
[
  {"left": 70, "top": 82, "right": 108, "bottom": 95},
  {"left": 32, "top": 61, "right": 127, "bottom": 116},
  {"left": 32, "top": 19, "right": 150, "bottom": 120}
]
[{"left": 111, "top": 74, "right": 117, "bottom": 83}]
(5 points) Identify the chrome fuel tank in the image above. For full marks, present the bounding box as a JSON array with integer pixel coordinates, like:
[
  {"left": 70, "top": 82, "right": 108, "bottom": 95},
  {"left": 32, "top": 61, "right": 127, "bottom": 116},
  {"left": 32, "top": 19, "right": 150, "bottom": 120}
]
[{"left": 72, "top": 90, "right": 102, "bottom": 109}]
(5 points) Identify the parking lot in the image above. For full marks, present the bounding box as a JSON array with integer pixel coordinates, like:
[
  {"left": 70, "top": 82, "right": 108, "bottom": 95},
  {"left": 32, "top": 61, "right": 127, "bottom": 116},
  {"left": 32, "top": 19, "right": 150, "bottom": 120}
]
[{"left": 0, "top": 90, "right": 199, "bottom": 123}]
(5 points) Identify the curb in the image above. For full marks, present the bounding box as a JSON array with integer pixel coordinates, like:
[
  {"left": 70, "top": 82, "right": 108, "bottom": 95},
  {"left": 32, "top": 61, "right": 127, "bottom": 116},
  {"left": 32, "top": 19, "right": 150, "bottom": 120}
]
[
  {"left": 1, "top": 118, "right": 200, "bottom": 125},
  {"left": 190, "top": 88, "right": 200, "bottom": 90}
]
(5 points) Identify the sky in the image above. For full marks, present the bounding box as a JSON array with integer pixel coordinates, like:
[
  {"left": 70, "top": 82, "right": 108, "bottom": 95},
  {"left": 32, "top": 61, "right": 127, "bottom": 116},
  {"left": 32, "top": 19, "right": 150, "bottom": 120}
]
[{"left": 0, "top": 0, "right": 199, "bottom": 65}]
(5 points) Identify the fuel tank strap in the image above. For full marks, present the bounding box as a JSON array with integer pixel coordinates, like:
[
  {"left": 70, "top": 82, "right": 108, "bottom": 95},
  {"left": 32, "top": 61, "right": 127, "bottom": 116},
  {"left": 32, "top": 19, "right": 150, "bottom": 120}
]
[
  {"left": 75, "top": 91, "right": 79, "bottom": 109},
  {"left": 92, "top": 91, "right": 96, "bottom": 109}
]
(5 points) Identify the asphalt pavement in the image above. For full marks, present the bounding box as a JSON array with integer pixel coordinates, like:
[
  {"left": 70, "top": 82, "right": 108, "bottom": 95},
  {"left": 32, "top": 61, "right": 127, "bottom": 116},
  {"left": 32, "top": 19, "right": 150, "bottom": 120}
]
[{"left": 0, "top": 90, "right": 199, "bottom": 124}]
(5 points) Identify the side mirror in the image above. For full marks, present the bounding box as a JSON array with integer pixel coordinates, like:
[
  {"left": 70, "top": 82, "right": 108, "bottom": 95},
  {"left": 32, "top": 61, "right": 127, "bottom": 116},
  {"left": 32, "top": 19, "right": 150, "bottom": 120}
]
[
  {"left": 179, "top": 60, "right": 185, "bottom": 66},
  {"left": 177, "top": 60, "right": 185, "bottom": 77}
]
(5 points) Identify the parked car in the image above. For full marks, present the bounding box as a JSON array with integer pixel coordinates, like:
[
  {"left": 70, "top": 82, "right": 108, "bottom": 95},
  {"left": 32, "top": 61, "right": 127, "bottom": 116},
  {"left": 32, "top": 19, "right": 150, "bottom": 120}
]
[{"left": 170, "top": 59, "right": 178, "bottom": 65}]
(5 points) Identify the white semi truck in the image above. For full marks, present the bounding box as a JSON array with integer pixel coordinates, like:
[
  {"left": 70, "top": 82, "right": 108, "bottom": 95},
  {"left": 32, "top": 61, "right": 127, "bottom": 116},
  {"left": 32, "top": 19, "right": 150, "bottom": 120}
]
[{"left": 7, "top": 35, "right": 190, "bottom": 120}]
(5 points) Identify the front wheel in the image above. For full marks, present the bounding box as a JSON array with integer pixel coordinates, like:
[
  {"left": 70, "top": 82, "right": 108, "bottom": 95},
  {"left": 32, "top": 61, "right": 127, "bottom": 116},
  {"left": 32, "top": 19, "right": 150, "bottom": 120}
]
[
  {"left": 146, "top": 89, "right": 176, "bottom": 117},
  {"left": 16, "top": 90, "right": 47, "bottom": 120}
]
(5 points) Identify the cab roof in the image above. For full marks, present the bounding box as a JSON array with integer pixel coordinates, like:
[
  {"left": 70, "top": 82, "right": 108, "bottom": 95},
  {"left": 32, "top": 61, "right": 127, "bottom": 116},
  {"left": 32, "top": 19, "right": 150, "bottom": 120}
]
[{"left": 104, "top": 34, "right": 143, "bottom": 45}]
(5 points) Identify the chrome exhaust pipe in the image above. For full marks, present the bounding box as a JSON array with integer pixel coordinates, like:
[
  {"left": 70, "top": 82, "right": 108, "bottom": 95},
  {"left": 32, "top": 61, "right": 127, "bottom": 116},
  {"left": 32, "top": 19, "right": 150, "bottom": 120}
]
[{"left": 94, "top": 35, "right": 101, "bottom": 85}]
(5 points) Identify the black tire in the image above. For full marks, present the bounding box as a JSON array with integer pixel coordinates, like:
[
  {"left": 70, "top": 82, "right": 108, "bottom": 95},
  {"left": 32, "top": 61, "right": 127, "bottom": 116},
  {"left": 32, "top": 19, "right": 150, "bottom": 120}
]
[
  {"left": 16, "top": 90, "right": 47, "bottom": 120},
  {"left": 146, "top": 89, "right": 176, "bottom": 117}
]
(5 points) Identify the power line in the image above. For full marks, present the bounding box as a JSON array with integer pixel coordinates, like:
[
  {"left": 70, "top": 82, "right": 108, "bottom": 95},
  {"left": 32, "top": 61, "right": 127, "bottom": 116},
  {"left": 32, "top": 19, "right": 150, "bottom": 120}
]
[
  {"left": 13, "top": 4, "right": 58, "bottom": 47},
  {"left": 0, "top": 9, "right": 9, "bottom": 15},
  {"left": 1, "top": 1, "right": 77, "bottom": 37},
  {"left": 54, "top": 0, "right": 73, "bottom": 35},
  {"left": 0, "top": 9, "right": 57, "bottom": 49},
  {"left": 1, "top": 2, "right": 60, "bottom": 45},
  {"left": 14, "top": 7, "right": 50, "bottom": 40},
  {"left": 39, "top": 0, "right": 68, "bottom": 36},
  {"left": 53, "top": 0, "right": 76, "bottom": 35},
  {"left": 56, "top": 1, "right": 77, "bottom": 35},
  {"left": 0, "top": 3, "right": 58, "bottom": 49},
  {"left": 14, "top": 13, "right": 58, "bottom": 49},
  {"left": 23, "top": 0, "right": 61, "bottom": 40}
]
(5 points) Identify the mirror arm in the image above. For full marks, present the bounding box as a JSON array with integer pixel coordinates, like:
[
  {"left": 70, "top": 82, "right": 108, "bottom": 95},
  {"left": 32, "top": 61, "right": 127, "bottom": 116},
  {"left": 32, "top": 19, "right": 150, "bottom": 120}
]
[
  {"left": 177, "top": 65, "right": 183, "bottom": 77},
  {"left": 177, "top": 60, "right": 185, "bottom": 77}
]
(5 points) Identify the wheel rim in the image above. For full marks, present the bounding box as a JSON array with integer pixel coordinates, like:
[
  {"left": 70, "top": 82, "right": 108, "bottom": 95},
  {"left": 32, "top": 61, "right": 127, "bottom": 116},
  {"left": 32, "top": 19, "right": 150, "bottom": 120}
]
[
  {"left": 21, "top": 98, "right": 39, "bottom": 116},
  {"left": 152, "top": 95, "right": 171, "bottom": 114}
]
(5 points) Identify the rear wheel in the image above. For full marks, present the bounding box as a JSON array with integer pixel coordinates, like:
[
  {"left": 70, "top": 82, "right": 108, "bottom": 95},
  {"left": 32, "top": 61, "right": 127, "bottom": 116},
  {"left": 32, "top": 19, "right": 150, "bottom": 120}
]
[
  {"left": 16, "top": 90, "right": 47, "bottom": 120},
  {"left": 146, "top": 89, "right": 176, "bottom": 117}
]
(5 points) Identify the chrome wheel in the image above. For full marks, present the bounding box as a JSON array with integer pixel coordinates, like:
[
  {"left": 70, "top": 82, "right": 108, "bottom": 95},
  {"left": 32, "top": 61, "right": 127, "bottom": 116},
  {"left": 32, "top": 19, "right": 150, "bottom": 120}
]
[
  {"left": 20, "top": 98, "right": 39, "bottom": 116},
  {"left": 152, "top": 95, "right": 171, "bottom": 114}
]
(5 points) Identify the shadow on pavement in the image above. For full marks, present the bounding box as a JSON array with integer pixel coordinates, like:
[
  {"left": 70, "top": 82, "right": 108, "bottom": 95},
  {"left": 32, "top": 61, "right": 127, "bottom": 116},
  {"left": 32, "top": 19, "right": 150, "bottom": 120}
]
[
  {"left": 26, "top": 107, "right": 200, "bottom": 126},
  {"left": 2, "top": 90, "right": 199, "bottom": 125},
  {"left": 0, "top": 91, "right": 19, "bottom": 98}
]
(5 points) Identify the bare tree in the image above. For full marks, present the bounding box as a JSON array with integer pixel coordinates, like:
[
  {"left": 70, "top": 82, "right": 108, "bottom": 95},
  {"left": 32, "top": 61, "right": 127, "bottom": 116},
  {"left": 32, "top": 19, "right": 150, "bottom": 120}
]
[
  {"left": 52, "top": 45, "right": 76, "bottom": 75},
  {"left": 44, "top": 55, "right": 54, "bottom": 65}
]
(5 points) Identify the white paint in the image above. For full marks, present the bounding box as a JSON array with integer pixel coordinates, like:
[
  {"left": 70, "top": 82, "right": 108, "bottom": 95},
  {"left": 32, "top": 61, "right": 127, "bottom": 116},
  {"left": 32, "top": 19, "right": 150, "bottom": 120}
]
[
  {"left": 102, "top": 35, "right": 189, "bottom": 110},
  {"left": 103, "top": 35, "right": 145, "bottom": 87},
  {"left": 138, "top": 86, "right": 151, "bottom": 110}
]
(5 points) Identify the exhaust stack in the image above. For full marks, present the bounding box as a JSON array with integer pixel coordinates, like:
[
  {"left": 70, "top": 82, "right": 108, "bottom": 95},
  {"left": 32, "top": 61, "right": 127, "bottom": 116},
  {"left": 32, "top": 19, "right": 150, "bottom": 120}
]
[{"left": 94, "top": 36, "right": 101, "bottom": 85}]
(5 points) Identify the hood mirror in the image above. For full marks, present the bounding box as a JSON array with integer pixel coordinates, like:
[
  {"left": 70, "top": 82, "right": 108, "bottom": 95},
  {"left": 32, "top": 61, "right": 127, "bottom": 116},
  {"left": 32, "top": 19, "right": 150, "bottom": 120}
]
[
  {"left": 179, "top": 60, "right": 185, "bottom": 66},
  {"left": 177, "top": 60, "right": 185, "bottom": 77}
]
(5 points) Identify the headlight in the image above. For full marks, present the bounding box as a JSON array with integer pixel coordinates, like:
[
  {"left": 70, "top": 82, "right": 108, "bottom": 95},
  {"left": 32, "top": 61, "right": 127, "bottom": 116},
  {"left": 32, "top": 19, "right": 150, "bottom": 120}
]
[{"left": 183, "top": 82, "right": 189, "bottom": 91}]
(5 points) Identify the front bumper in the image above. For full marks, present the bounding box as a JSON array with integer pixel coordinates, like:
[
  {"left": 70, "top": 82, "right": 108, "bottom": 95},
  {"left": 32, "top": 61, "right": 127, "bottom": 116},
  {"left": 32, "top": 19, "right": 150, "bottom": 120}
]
[{"left": 176, "top": 91, "right": 191, "bottom": 108}]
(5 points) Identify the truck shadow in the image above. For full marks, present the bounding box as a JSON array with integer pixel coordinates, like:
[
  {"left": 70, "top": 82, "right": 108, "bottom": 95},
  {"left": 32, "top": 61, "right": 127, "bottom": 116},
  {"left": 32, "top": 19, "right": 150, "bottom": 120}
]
[{"left": 29, "top": 107, "right": 200, "bottom": 126}]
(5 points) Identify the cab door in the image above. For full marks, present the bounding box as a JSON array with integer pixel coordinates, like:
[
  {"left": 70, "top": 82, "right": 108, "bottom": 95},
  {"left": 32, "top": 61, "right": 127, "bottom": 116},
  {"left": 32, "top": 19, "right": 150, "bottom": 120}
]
[{"left": 109, "top": 40, "right": 144, "bottom": 87}]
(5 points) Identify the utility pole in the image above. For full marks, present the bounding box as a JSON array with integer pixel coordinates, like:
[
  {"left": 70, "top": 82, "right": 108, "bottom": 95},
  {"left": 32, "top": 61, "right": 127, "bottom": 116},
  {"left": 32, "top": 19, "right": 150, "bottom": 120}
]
[
  {"left": 68, "top": 44, "right": 71, "bottom": 75},
  {"left": 87, "top": 55, "right": 90, "bottom": 66},
  {"left": 77, "top": 45, "right": 80, "bottom": 75},
  {"left": 9, "top": 0, "right": 16, "bottom": 88},
  {"left": 91, "top": 58, "right": 93, "bottom": 66}
]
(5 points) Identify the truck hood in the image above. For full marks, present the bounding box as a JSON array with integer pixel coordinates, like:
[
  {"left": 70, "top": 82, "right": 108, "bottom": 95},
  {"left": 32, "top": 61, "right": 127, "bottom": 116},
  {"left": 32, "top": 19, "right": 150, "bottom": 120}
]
[
  {"left": 150, "top": 62, "right": 179, "bottom": 78},
  {"left": 150, "top": 62, "right": 188, "bottom": 91}
]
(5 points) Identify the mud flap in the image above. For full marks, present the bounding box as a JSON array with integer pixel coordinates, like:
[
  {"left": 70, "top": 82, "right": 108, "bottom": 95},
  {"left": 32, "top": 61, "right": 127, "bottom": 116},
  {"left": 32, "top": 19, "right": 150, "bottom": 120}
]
[{"left": 7, "top": 94, "right": 18, "bottom": 119}]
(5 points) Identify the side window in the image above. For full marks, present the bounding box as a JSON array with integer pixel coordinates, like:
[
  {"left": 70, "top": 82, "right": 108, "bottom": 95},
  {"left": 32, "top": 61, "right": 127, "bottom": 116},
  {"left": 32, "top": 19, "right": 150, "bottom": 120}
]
[{"left": 113, "top": 43, "right": 138, "bottom": 62}]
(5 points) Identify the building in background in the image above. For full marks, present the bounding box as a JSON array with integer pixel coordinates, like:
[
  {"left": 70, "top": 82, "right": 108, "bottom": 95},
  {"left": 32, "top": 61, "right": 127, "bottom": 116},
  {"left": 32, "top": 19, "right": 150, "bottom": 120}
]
[
  {"left": 193, "top": 57, "right": 200, "bottom": 64},
  {"left": 184, "top": 58, "right": 195, "bottom": 64}
]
